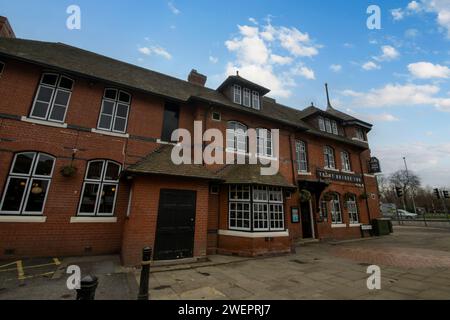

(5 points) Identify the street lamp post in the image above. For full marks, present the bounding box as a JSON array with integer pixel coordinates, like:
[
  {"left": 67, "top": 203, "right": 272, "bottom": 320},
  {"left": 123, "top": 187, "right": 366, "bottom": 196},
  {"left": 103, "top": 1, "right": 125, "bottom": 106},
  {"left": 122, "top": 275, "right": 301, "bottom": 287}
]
[{"left": 403, "top": 157, "right": 417, "bottom": 214}]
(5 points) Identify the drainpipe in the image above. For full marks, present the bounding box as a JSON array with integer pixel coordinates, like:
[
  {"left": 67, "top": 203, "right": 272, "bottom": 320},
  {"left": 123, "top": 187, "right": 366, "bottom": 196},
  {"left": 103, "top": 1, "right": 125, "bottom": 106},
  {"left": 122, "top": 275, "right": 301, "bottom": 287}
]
[{"left": 359, "top": 151, "right": 372, "bottom": 222}]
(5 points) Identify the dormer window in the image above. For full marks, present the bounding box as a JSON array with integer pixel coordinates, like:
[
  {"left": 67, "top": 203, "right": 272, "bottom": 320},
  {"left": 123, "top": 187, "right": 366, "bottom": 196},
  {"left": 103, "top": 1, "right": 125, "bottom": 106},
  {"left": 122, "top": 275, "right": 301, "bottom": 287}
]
[
  {"left": 233, "top": 84, "right": 242, "bottom": 104},
  {"left": 356, "top": 128, "right": 366, "bottom": 141},
  {"left": 252, "top": 91, "right": 260, "bottom": 110},
  {"left": 243, "top": 88, "right": 251, "bottom": 107},
  {"left": 319, "top": 116, "right": 339, "bottom": 136}
]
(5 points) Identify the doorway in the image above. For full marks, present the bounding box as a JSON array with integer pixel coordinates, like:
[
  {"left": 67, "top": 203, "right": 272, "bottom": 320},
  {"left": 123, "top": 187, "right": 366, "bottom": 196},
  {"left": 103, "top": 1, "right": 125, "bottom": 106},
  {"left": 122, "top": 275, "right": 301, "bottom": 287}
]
[{"left": 300, "top": 200, "right": 314, "bottom": 239}]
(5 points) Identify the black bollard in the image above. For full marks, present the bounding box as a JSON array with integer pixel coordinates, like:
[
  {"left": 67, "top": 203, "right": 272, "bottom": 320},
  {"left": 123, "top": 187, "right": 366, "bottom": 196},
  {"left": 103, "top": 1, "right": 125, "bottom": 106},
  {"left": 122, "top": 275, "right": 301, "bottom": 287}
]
[
  {"left": 137, "top": 247, "right": 152, "bottom": 300},
  {"left": 76, "top": 275, "right": 98, "bottom": 300}
]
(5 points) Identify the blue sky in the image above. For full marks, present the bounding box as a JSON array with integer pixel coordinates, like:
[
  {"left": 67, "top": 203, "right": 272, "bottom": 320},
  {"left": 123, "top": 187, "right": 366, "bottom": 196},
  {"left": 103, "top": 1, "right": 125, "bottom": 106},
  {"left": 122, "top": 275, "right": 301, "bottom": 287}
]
[{"left": 1, "top": 0, "right": 449, "bottom": 186}]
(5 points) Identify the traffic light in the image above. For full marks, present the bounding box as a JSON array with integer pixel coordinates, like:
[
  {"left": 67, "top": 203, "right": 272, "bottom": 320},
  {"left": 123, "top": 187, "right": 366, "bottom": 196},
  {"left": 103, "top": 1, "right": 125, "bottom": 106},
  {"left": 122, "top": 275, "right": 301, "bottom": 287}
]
[
  {"left": 434, "top": 188, "right": 441, "bottom": 199},
  {"left": 395, "top": 186, "right": 403, "bottom": 198},
  {"left": 443, "top": 190, "right": 449, "bottom": 199}
]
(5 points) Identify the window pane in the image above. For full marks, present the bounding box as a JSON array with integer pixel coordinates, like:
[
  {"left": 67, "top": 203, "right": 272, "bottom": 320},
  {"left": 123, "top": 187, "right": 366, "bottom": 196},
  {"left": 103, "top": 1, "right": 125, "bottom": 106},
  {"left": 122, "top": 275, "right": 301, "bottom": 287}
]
[
  {"left": 161, "top": 104, "right": 180, "bottom": 142},
  {"left": 1, "top": 178, "right": 27, "bottom": 212},
  {"left": 24, "top": 179, "right": 49, "bottom": 213},
  {"left": 12, "top": 153, "right": 35, "bottom": 175},
  {"left": 36, "top": 86, "right": 54, "bottom": 102},
  {"left": 59, "top": 77, "right": 73, "bottom": 90},
  {"left": 86, "top": 161, "right": 104, "bottom": 180},
  {"left": 31, "top": 102, "right": 50, "bottom": 118},
  {"left": 102, "top": 100, "right": 115, "bottom": 115},
  {"left": 41, "top": 74, "right": 58, "bottom": 86},
  {"left": 80, "top": 183, "right": 99, "bottom": 213},
  {"left": 49, "top": 105, "right": 67, "bottom": 122},
  {"left": 113, "top": 117, "right": 126, "bottom": 132},
  {"left": 104, "top": 89, "right": 117, "bottom": 100},
  {"left": 105, "top": 162, "right": 120, "bottom": 181},
  {"left": 34, "top": 154, "right": 54, "bottom": 176},
  {"left": 118, "top": 92, "right": 130, "bottom": 103},
  {"left": 99, "top": 114, "right": 112, "bottom": 130},
  {"left": 54, "top": 90, "right": 70, "bottom": 106},
  {"left": 97, "top": 184, "right": 117, "bottom": 214},
  {"left": 116, "top": 104, "right": 129, "bottom": 118}
]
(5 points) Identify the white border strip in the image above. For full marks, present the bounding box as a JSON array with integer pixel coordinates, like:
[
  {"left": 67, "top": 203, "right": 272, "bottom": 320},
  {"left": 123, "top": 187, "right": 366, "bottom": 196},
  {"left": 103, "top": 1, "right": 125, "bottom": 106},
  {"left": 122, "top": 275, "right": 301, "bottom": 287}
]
[
  {"left": 218, "top": 229, "right": 289, "bottom": 238},
  {"left": 0, "top": 216, "right": 47, "bottom": 223}
]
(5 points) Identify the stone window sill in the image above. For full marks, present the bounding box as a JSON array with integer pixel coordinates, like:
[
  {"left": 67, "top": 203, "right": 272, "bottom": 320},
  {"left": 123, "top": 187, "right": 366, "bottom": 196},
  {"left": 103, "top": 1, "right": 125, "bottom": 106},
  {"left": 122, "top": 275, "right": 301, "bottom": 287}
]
[
  {"left": 331, "top": 223, "right": 346, "bottom": 228},
  {"left": 218, "top": 229, "right": 289, "bottom": 238},
  {"left": 70, "top": 217, "right": 117, "bottom": 223},
  {"left": 91, "top": 128, "right": 129, "bottom": 138},
  {"left": 21, "top": 116, "right": 68, "bottom": 128},
  {"left": 0, "top": 215, "right": 47, "bottom": 223}
]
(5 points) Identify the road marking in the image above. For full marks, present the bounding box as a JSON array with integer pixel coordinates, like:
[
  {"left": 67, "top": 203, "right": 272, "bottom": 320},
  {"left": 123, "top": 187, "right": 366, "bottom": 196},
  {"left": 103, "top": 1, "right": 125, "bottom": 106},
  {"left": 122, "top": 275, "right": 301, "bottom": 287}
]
[
  {"left": 16, "top": 260, "right": 25, "bottom": 280},
  {"left": 53, "top": 258, "right": 61, "bottom": 266}
]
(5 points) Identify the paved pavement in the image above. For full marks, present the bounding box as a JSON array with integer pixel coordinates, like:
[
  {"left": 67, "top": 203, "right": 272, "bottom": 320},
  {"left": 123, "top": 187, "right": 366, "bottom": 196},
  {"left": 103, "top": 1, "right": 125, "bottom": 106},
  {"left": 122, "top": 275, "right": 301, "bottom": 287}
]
[
  {"left": 1, "top": 225, "right": 450, "bottom": 300},
  {"left": 144, "top": 226, "right": 450, "bottom": 300}
]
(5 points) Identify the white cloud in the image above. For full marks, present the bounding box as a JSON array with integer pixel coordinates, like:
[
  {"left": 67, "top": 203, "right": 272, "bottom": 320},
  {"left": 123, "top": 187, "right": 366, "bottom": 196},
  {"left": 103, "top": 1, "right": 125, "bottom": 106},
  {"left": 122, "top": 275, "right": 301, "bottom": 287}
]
[
  {"left": 405, "top": 28, "right": 419, "bottom": 38},
  {"left": 209, "top": 56, "right": 219, "bottom": 64},
  {"left": 138, "top": 46, "right": 172, "bottom": 60},
  {"left": 330, "top": 64, "right": 342, "bottom": 72},
  {"left": 374, "top": 45, "right": 400, "bottom": 61},
  {"left": 408, "top": 61, "right": 450, "bottom": 79},
  {"left": 362, "top": 61, "right": 380, "bottom": 71},
  {"left": 408, "top": 1, "right": 421, "bottom": 12},
  {"left": 391, "top": 8, "right": 405, "bottom": 20},
  {"left": 224, "top": 21, "right": 320, "bottom": 98},
  {"left": 248, "top": 17, "right": 258, "bottom": 25},
  {"left": 168, "top": 2, "right": 180, "bottom": 15}
]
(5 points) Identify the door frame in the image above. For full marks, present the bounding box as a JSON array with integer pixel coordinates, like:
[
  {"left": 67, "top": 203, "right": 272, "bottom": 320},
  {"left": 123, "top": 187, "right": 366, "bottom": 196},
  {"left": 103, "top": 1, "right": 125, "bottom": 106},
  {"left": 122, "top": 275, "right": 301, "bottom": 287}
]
[{"left": 308, "top": 199, "right": 316, "bottom": 239}]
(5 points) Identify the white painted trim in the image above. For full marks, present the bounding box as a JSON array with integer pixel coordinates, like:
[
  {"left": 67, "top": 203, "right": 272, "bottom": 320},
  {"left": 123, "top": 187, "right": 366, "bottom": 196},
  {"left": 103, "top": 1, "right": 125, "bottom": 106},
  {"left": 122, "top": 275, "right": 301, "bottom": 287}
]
[
  {"left": 331, "top": 223, "right": 347, "bottom": 228},
  {"left": 0, "top": 216, "right": 47, "bottom": 223},
  {"left": 352, "top": 137, "right": 368, "bottom": 144},
  {"left": 349, "top": 223, "right": 361, "bottom": 227},
  {"left": 298, "top": 171, "right": 312, "bottom": 176},
  {"left": 341, "top": 170, "right": 355, "bottom": 174},
  {"left": 364, "top": 174, "right": 376, "bottom": 178},
  {"left": 218, "top": 229, "right": 289, "bottom": 238},
  {"left": 21, "top": 116, "right": 68, "bottom": 128},
  {"left": 70, "top": 217, "right": 117, "bottom": 223},
  {"left": 324, "top": 167, "right": 339, "bottom": 172},
  {"left": 91, "top": 128, "right": 129, "bottom": 138}
]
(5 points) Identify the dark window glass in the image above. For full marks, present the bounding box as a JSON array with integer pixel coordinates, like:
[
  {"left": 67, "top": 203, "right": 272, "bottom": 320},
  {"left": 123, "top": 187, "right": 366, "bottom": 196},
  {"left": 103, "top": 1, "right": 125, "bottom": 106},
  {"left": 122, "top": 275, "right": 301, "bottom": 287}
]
[
  {"left": 59, "top": 77, "right": 73, "bottom": 90},
  {"left": 24, "top": 179, "right": 49, "bottom": 212},
  {"left": 104, "top": 162, "right": 120, "bottom": 181},
  {"left": 86, "top": 161, "right": 104, "bottom": 180},
  {"left": 49, "top": 105, "right": 66, "bottom": 122},
  {"left": 97, "top": 184, "right": 117, "bottom": 214},
  {"left": 161, "top": 103, "right": 180, "bottom": 142},
  {"left": 31, "top": 102, "right": 49, "bottom": 118},
  {"left": 12, "top": 153, "right": 35, "bottom": 175},
  {"left": 34, "top": 154, "right": 54, "bottom": 176},
  {"left": 102, "top": 101, "right": 115, "bottom": 115},
  {"left": 116, "top": 104, "right": 128, "bottom": 118},
  {"left": 79, "top": 183, "right": 99, "bottom": 213},
  {"left": 113, "top": 118, "right": 126, "bottom": 133},
  {"left": 104, "top": 89, "right": 117, "bottom": 100},
  {"left": 119, "top": 92, "right": 131, "bottom": 103},
  {"left": 99, "top": 115, "right": 112, "bottom": 130},
  {"left": 37, "top": 86, "right": 54, "bottom": 103},
  {"left": 41, "top": 74, "right": 58, "bottom": 86},
  {"left": 1, "top": 178, "right": 27, "bottom": 212}
]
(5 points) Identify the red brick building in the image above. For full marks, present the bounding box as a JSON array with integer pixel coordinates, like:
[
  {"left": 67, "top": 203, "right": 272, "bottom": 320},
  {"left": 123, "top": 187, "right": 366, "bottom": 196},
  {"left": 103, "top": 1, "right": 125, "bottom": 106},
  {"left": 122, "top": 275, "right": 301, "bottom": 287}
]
[{"left": 0, "top": 17, "right": 381, "bottom": 265}]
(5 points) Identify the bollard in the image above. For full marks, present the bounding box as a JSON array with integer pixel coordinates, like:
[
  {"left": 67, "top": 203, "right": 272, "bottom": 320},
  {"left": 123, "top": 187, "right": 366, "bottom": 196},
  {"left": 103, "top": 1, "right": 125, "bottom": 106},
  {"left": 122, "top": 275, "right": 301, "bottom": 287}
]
[
  {"left": 137, "top": 247, "right": 152, "bottom": 300},
  {"left": 76, "top": 275, "right": 98, "bottom": 300}
]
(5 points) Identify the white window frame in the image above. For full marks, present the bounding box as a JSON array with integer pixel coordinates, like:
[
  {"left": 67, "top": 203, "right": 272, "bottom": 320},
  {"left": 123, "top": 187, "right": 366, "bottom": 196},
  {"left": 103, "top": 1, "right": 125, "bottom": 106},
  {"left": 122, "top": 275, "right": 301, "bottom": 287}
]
[
  {"left": 97, "top": 88, "right": 131, "bottom": 134},
  {"left": 243, "top": 88, "right": 251, "bottom": 107},
  {"left": 226, "top": 121, "right": 248, "bottom": 153},
  {"left": 324, "top": 146, "right": 336, "bottom": 169},
  {"left": 325, "top": 118, "right": 332, "bottom": 133},
  {"left": 341, "top": 151, "right": 351, "bottom": 172},
  {"left": 318, "top": 116, "right": 325, "bottom": 131},
  {"left": 77, "top": 160, "right": 121, "bottom": 217},
  {"left": 0, "top": 152, "right": 55, "bottom": 215},
  {"left": 347, "top": 195, "right": 359, "bottom": 224},
  {"left": 233, "top": 84, "right": 242, "bottom": 104},
  {"left": 256, "top": 128, "right": 273, "bottom": 157},
  {"left": 330, "top": 194, "right": 343, "bottom": 224},
  {"left": 29, "top": 73, "right": 73, "bottom": 124},
  {"left": 295, "top": 140, "right": 308, "bottom": 173},
  {"left": 228, "top": 185, "right": 251, "bottom": 231},
  {"left": 252, "top": 91, "right": 260, "bottom": 110},
  {"left": 319, "top": 199, "right": 328, "bottom": 221},
  {"left": 356, "top": 128, "right": 365, "bottom": 141},
  {"left": 331, "top": 120, "right": 338, "bottom": 135}
]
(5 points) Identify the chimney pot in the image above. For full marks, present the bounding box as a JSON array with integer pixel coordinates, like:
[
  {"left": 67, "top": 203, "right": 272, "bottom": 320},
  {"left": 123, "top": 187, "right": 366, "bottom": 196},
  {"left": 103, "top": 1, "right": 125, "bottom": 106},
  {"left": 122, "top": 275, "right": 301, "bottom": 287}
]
[
  {"left": 0, "top": 16, "right": 15, "bottom": 38},
  {"left": 188, "top": 69, "right": 207, "bottom": 87}
]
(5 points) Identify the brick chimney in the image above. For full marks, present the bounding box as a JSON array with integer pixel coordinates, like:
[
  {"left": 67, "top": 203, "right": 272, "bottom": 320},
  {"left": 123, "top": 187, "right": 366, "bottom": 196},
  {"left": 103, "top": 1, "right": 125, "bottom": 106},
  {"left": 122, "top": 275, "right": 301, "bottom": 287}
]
[
  {"left": 0, "top": 16, "right": 15, "bottom": 38},
  {"left": 188, "top": 69, "right": 207, "bottom": 87}
]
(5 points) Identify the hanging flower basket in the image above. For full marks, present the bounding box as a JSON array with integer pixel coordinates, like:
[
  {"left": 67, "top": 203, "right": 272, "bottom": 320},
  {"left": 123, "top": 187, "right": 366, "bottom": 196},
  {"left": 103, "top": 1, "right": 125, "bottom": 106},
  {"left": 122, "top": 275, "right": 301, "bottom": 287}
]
[
  {"left": 61, "top": 165, "right": 77, "bottom": 177},
  {"left": 299, "top": 189, "right": 312, "bottom": 203}
]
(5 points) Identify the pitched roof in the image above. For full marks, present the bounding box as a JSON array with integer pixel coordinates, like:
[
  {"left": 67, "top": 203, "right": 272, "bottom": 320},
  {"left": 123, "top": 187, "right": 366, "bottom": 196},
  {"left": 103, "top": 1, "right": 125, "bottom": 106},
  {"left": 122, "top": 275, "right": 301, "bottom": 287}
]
[
  {"left": 217, "top": 75, "right": 270, "bottom": 95},
  {"left": 218, "top": 164, "right": 297, "bottom": 189},
  {"left": 299, "top": 105, "right": 372, "bottom": 129},
  {"left": 125, "top": 145, "right": 220, "bottom": 180}
]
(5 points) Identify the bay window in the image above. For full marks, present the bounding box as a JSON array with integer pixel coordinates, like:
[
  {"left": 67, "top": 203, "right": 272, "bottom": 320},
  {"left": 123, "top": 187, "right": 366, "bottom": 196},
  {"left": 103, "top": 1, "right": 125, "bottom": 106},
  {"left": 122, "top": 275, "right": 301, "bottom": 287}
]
[
  {"left": 0, "top": 152, "right": 55, "bottom": 215},
  {"left": 78, "top": 160, "right": 121, "bottom": 216},
  {"left": 97, "top": 88, "right": 131, "bottom": 134},
  {"left": 30, "top": 73, "right": 73, "bottom": 123}
]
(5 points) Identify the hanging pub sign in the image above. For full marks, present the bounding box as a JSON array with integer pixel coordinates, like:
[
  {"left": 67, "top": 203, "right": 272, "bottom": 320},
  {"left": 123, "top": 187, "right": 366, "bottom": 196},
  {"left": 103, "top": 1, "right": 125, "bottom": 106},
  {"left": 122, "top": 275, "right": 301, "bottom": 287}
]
[
  {"left": 317, "top": 169, "right": 363, "bottom": 184},
  {"left": 368, "top": 157, "right": 381, "bottom": 173}
]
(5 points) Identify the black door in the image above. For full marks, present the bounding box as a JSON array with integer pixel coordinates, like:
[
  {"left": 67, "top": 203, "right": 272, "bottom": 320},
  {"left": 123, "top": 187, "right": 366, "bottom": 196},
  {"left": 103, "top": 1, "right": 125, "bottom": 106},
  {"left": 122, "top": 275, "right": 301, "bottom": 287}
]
[
  {"left": 154, "top": 189, "right": 196, "bottom": 260},
  {"left": 300, "top": 201, "right": 313, "bottom": 239}
]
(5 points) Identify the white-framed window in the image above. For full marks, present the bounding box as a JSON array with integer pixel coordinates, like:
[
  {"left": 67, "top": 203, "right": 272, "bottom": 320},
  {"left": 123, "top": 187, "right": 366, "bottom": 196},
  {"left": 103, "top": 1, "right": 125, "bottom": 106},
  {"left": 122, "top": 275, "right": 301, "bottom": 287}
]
[
  {"left": 356, "top": 128, "right": 365, "bottom": 141},
  {"left": 0, "top": 152, "right": 55, "bottom": 215},
  {"left": 319, "top": 199, "right": 328, "bottom": 221},
  {"left": 212, "top": 111, "right": 221, "bottom": 121},
  {"left": 229, "top": 185, "right": 284, "bottom": 231},
  {"left": 331, "top": 120, "right": 338, "bottom": 135},
  {"left": 78, "top": 160, "right": 121, "bottom": 217},
  {"left": 324, "top": 146, "right": 336, "bottom": 169},
  {"left": 226, "top": 121, "right": 247, "bottom": 153},
  {"left": 256, "top": 128, "right": 272, "bottom": 157},
  {"left": 318, "top": 116, "right": 325, "bottom": 131},
  {"left": 243, "top": 88, "right": 251, "bottom": 107},
  {"left": 325, "top": 118, "right": 332, "bottom": 133},
  {"left": 295, "top": 140, "right": 308, "bottom": 172},
  {"left": 341, "top": 151, "right": 351, "bottom": 171},
  {"left": 330, "top": 193, "right": 342, "bottom": 224},
  {"left": 0, "top": 61, "right": 5, "bottom": 76},
  {"left": 347, "top": 194, "right": 359, "bottom": 224},
  {"left": 252, "top": 91, "right": 260, "bottom": 110},
  {"left": 30, "top": 73, "right": 74, "bottom": 123},
  {"left": 233, "top": 84, "right": 242, "bottom": 104},
  {"left": 97, "top": 88, "right": 131, "bottom": 134}
]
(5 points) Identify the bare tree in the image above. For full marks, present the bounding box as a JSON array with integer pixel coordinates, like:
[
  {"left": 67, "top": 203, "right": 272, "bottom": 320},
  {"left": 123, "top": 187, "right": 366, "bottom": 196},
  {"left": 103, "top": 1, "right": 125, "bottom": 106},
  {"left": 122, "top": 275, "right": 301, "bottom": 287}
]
[{"left": 389, "top": 170, "right": 421, "bottom": 211}]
